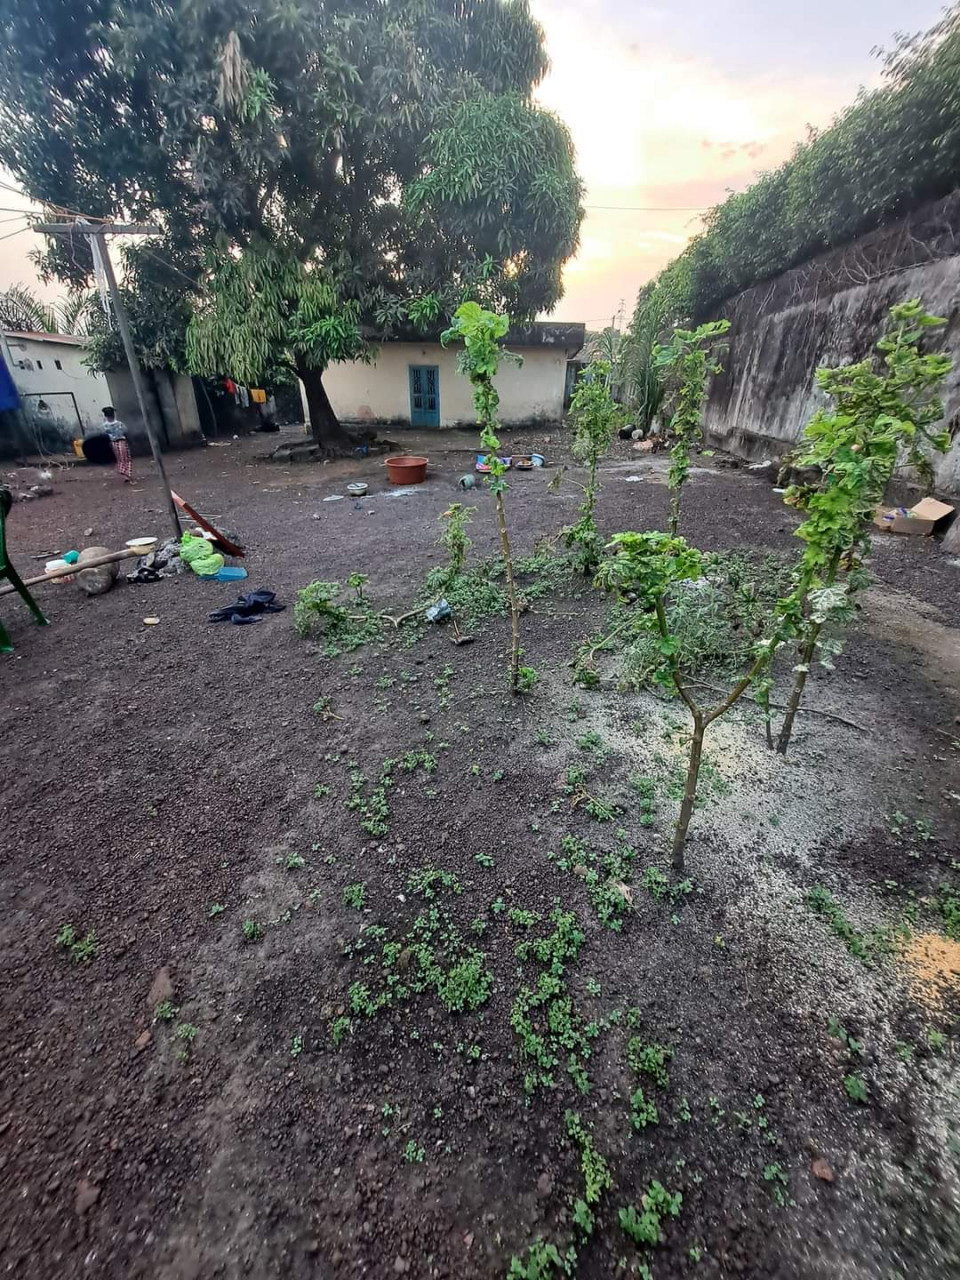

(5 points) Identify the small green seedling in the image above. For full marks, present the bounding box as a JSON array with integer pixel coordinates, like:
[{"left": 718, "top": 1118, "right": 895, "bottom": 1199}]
[{"left": 55, "top": 923, "right": 97, "bottom": 964}]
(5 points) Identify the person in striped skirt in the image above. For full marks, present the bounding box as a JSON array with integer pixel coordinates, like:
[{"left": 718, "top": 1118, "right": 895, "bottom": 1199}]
[{"left": 101, "top": 406, "right": 131, "bottom": 482}]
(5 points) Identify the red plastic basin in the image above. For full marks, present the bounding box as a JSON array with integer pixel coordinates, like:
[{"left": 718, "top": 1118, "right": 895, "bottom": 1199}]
[{"left": 385, "top": 455, "right": 428, "bottom": 485}]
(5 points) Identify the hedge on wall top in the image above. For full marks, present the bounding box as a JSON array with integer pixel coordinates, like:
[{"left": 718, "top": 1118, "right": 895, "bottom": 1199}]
[{"left": 632, "top": 6, "right": 960, "bottom": 332}]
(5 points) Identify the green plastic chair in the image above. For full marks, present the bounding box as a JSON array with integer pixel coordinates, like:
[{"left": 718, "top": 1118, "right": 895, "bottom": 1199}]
[{"left": 0, "top": 486, "right": 48, "bottom": 653}]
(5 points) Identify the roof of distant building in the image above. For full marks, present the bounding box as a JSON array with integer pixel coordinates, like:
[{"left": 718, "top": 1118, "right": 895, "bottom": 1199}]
[
  {"left": 2, "top": 330, "right": 86, "bottom": 345},
  {"left": 381, "top": 319, "right": 585, "bottom": 355}
]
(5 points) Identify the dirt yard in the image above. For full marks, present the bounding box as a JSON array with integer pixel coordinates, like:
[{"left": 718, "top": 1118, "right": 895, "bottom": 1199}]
[{"left": 2, "top": 429, "right": 959, "bottom": 1280}]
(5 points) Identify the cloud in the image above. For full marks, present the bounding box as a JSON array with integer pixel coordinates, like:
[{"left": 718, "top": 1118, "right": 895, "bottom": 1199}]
[{"left": 532, "top": 1, "right": 858, "bottom": 321}]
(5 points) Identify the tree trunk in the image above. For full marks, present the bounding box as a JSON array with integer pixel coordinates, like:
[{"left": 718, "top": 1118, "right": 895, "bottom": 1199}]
[
  {"left": 775, "top": 622, "right": 821, "bottom": 755},
  {"left": 298, "top": 363, "right": 354, "bottom": 455},
  {"left": 775, "top": 550, "right": 842, "bottom": 756},
  {"left": 669, "top": 489, "right": 681, "bottom": 538},
  {"left": 672, "top": 710, "right": 705, "bottom": 872},
  {"left": 494, "top": 489, "right": 522, "bottom": 690}
]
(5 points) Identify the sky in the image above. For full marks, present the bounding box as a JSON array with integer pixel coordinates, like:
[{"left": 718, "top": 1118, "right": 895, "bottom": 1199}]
[
  {"left": 531, "top": 0, "right": 947, "bottom": 324},
  {"left": 0, "top": 0, "right": 948, "bottom": 324}
]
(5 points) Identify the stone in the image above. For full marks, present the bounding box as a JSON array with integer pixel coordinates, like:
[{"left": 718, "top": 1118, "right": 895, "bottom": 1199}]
[
  {"left": 75, "top": 546, "right": 118, "bottom": 597},
  {"left": 134, "top": 1030, "right": 152, "bottom": 1052},
  {"left": 75, "top": 1178, "right": 100, "bottom": 1214},
  {"left": 147, "top": 966, "right": 174, "bottom": 1008},
  {"left": 811, "top": 1158, "right": 835, "bottom": 1182}
]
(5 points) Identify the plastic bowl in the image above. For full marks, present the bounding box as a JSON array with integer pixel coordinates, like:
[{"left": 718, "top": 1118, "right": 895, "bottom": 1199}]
[
  {"left": 213, "top": 565, "right": 248, "bottom": 582},
  {"left": 126, "top": 537, "right": 158, "bottom": 554}
]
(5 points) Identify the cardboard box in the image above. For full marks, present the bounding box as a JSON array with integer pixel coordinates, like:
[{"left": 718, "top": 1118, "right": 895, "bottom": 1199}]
[{"left": 873, "top": 497, "right": 955, "bottom": 536}]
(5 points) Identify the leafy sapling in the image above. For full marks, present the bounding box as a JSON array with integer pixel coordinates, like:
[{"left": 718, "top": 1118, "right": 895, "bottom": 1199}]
[
  {"left": 653, "top": 320, "right": 730, "bottom": 536},
  {"left": 596, "top": 531, "right": 772, "bottom": 871},
  {"left": 773, "top": 300, "right": 951, "bottom": 754},
  {"left": 442, "top": 302, "right": 525, "bottom": 690},
  {"left": 561, "top": 359, "right": 623, "bottom": 573}
]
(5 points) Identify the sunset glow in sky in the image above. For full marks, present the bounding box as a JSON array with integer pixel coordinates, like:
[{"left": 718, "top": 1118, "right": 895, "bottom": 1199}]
[
  {"left": 0, "top": 1, "right": 947, "bottom": 323},
  {"left": 533, "top": 0, "right": 946, "bottom": 323}
]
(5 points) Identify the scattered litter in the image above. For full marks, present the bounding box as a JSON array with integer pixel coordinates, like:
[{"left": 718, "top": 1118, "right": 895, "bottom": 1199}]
[
  {"left": 530, "top": 454, "right": 545, "bottom": 467},
  {"left": 632, "top": 440, "right": 654, "bottom": 453},
  {"left": 624, "top": 475, "right": 644, "bottom": 483},
  {"left": 45, "top": 558, "right": 73, "bottom": 583},
  {"left": 323, "top": 494, "right": 345, "bottom": 502},
  {"left": 380, "top": 487, "right": 420, "bottom": 499},
  {"left": 214, "top": 565, "right": 248, "bottom": 582},
  {"left": 9, "top": 482, "right": 54, "bottom": 503},
  {"left": 458, "top": 474, "right": 479, "bottom": 490},
  {"left": 208, "top": 589, "right": 286, "bottom": 625},
  {"left": 126, "top": 537, "right": 158, "bottom": 555},
  {"left": 425, "top": 599, "right": 452, "bottom": 623},
  {"left": 476, "top": 455, "right": 511, "bottom": 472},
  {"left": 180, "top": 530, "right": 224, "bottom": 577},
  {"left": 873, "top": 497, "right": 955, "bottom": 536},
  {"left": 83, "top": 527, "right": 94, "bottom": 537},
  {"left": 208, "top": 441, "right": 232, "bottom": 447},
  {"left": 773, "top": 487, "right": 787, "bottom": 494},
  {"left": 143, "top": 616, "right": 160, "bottom": 626},
  {"left": 126, "top": 537, "right": 184, "bottom": 583},
  {"left": 347, "top": 482, "right": 369, "bottom": 497}
]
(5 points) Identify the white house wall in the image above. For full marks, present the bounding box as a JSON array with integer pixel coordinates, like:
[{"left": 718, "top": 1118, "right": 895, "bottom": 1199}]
[
  {"left": 4, "top": 335, "right": 109, "bottom": 433},
  {"left": 313, "top": 342, "right": 570, "bottom": 427}
]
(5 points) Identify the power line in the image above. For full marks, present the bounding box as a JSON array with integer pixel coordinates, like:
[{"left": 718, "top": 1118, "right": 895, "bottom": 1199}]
[{"left": 0, "top": 222, "right": 31, "bottom": 243}]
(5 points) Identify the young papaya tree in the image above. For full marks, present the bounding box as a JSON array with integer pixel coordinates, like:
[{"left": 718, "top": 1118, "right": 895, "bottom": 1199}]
[
  {"left": 443, "top": 302, "right": 530, "bottom": 691},
  {"left": 596, "top": 532, "right": 774, "bottom": 871},
  {"left": 772, "top": 299, "right": 952, "bottom": 754},
  {"left": 560, "top": 360, "right": 624, "bottom": 573},
  {"left": 654, "top": 320, "right": 730, "bottom": 536}
]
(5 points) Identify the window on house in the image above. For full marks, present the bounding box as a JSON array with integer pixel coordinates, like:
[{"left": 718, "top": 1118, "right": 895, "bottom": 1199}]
[
  {"left": 36, "top": 359, "right": 43, "bottom": 370},
  {"left": 54, "top": 359, "right": 62, "bottom": 370}
]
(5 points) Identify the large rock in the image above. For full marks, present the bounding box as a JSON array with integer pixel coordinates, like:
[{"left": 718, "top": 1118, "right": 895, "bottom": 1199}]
[{"left": 76, "top": 546, "right": 119, "bottom": 597}]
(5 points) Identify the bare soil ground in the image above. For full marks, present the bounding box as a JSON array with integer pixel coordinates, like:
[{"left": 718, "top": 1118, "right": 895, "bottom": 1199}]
[{"left": 2, "top": 429, "right": 959, "bottom": 1280}]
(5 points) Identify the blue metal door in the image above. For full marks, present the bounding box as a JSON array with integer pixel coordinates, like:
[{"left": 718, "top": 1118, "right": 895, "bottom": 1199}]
[{"left": 408, "top": 365, "right": 440, "bottom": 427}]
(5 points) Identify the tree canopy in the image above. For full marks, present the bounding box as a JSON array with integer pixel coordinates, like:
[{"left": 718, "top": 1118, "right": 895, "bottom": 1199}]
[
  {"left": 630, "top": 6, "right": 960, "bottom": 336},
  {"left": 0, "top": 0, "right": 584, "bottom": 448}
]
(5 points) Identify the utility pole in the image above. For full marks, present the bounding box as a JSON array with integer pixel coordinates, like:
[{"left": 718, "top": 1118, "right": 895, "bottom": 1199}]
[{"left": 32, "top": 219, "right": 181, "bottom": 539}]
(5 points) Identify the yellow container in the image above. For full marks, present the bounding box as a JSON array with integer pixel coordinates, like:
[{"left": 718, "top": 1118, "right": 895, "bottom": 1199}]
[{"left": 72, "top": 438, "right": 85, "bottom": 457}]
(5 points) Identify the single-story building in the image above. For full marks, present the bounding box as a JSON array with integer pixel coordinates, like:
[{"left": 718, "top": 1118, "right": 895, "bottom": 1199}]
[
  {"left": 310, "top": 321, "right": 585, "bottom": 429},
  {"left": 0, "top": 330, "right": 205, "bottom": 458},
  {"left": 2, "top": 331, "right": 109, "bottom": 441}
]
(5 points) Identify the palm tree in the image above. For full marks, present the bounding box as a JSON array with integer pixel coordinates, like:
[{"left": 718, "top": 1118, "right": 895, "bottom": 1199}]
[{"left": 0, "top": 283, "right": 93, "bottom": 335}]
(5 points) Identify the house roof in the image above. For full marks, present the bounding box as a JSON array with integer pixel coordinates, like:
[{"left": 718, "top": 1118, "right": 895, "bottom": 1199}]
[
  {"left": 2, "top": 330, "right": 87, "bottom": 346},
  {"left": 381, "top": 319, "right": 585, "bottom": 356}
]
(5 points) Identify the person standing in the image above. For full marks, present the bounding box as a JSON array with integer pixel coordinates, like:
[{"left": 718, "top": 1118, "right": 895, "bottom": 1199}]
[{"left": 101, "top": 406, "right": 131, "bottom": 482}]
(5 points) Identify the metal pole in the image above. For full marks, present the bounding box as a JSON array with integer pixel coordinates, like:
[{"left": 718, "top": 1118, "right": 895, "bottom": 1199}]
[{"left": 94, "top": 229, "right": 180, "bottom": 539}]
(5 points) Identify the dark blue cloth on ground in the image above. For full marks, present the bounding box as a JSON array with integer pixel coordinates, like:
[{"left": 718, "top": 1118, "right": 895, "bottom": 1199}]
[{"left": 208, "top": 589, "right": 286, "bottom": 625}]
